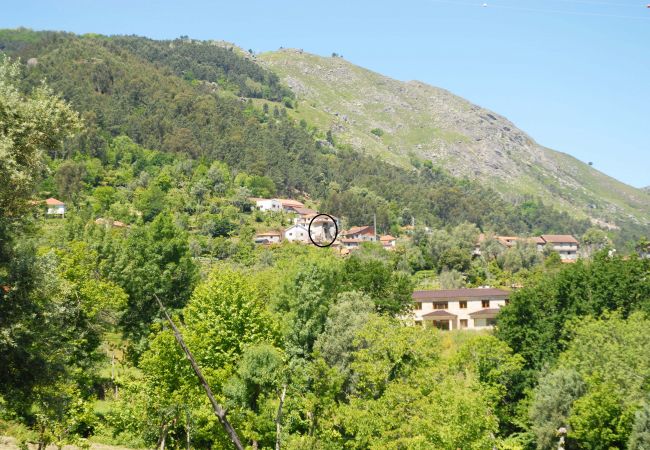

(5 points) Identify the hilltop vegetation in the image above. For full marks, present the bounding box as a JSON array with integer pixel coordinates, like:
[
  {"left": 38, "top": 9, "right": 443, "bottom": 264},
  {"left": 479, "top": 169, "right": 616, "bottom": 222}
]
[{"left": 0, "top": 29, "right": 600, "bottom": 240}]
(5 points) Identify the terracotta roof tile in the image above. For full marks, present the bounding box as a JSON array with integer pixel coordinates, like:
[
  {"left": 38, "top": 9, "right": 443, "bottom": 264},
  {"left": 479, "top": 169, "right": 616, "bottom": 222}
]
[
  {"left": 45, "top": 197, "right": 64, "bottom": 206},
  {"left": 541, "top": 234, "right": 579, "bottom": 244},
  {"left": 469, "top": 308, "right": 501, "bottom": 317},
  {"left": 421, "top": 310, "right": 458, "bottom": 318}
]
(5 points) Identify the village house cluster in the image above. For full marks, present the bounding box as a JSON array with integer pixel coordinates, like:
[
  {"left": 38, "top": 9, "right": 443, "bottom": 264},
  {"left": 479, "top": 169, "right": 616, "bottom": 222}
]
[
  {"left": 475, "top": 233, "right": 580, "bottom": 262},
  {"left": 251, "top": 198, "right": 397, "bottom": 252}
]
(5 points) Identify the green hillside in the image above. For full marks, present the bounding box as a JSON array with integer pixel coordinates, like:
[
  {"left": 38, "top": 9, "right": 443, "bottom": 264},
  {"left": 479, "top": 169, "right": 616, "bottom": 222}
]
[
  {"left": 0, "top": 29, "right": 602, "bottom": 238},
  {"left": 258, "top": 49, "right": 650, "bottom": 229}
]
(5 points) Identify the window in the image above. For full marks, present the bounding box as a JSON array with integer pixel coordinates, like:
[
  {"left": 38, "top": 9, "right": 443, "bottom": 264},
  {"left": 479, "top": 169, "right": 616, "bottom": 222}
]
[
  {"left": 482, "top": 300, "right": 490, "bottom": 308},
  {"left": 413, "top": 302, "right": 422, "bottom": 310},
  {"left": 486, "top": 318, "right": 497, "bottom": 326},
  {"left": 460, "top": 319, "right": 468, "bottom": 329},
  {"left": 459, "top": 301, "right": 467, "bottom": 309},
  {"left": 433, "top": 302, "right": 448, "bottom": 310}
]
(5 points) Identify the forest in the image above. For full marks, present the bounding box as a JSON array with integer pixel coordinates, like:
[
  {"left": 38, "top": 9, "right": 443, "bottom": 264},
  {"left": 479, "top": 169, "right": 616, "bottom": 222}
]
[{"left": 1, "top": 29, "right": 650, "bottom": 450}]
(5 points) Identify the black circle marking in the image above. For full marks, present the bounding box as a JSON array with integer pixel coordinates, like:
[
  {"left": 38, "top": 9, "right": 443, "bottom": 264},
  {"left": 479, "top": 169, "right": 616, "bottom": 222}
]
[{"left": 308, "top": 214, "right": 339, "bottom": 248}]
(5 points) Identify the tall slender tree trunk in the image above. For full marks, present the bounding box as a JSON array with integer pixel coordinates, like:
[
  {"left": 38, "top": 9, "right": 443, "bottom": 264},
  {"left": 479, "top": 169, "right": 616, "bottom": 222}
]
[
  {"left": 275, "top": 384, "right": 287, "bottom": 450},
  {"left": 157, "top": 421, "right": 169, "bottom": 450},
  {"left": 185, "top": 410, "right": 191, "bottom": 450}
]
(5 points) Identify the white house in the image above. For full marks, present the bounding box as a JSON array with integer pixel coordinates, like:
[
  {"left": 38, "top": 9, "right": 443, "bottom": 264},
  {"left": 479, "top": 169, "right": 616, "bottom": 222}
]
[
  {"left": 278, "top": 199, "right": 305, "bottom": 213},
  {"left": 254, "top": 198, "right": 282, "bottom": 212},
  {"left": 340, "top": 225, "right": 376, "bottom": 241},
  {"left": 540, "top": 235, "right": 579, "bottom": 261},
  {"left": 254, "top": 230, "right": 282, "bottom": 244},
  {"left": 380, "top": 235, "right": 397, "bottom": 249},
  {"left": 412, "top": 288, "right": 510, "bottom": 330},
  {"left": 284, "top": 224, "right": 310, "bottom": 243},
  {"left": 45, "top": 198, "right": 65, "bottom": 217},
  {"left": 340, "top": 238, "right": 363, "bottom": 250}
]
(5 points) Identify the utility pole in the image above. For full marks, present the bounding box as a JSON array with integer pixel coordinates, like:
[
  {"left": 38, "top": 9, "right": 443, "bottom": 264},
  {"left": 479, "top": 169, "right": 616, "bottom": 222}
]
[{"left": 373, "top": 213, "right": 377, "bottom": 241}]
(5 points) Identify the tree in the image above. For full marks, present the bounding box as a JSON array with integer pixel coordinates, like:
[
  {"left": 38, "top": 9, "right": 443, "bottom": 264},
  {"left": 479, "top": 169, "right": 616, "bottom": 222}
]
[
  {"left": 134, "top": 184, "right": 167, "bottom": 221},
  {"left": 342, "top": 255, "right": 413, "bottom": 315},
  {"left": 314, "top": 291, "right": 375, "bottom": 376},
  {"left": 118, "top": 269, "right": 278, "bottom": 449},
  {"left": 530, "top": 313, "right": 650, "bottom": 449},
  {"left": 569, "top": 382, "right": 634, "bottom": 449},
  {"left": 225, "top": 344, "right": 287, "bottom": 448},
  {"left": 331, "top": 318, "right": 499, "bottom": 449},
  {"left": 0, "top": 57, "right": 81, "bottom": 217},
  {"left": 55, "top": 160, "right": 87, "bottom": 200},
  {"left": 438, "top": 269, "right": 465, "bottom": 289},
  {"left": 450, "top": 334, "right": 525, "bottom": 435},
  {"left": 581, "top": 227, "right": 611, "bottom": 257},
  {"left": 496, "top": 255, "right": 650, "bottom": 373},
  {"left": 112, "top": 212, "right": 197, "bottom": 346},
  {"left": 275, "top": 263, "right": 341, "bottom": 359},
  {"left": 530, "top": 369, "right": 586, "bottom": 450},
  {"left": 628, "top": 402, "right": 650, "bottom": 450},
  {"left": 93, "top": 185, "right": 117, "bottom": 211},
  {"left": 184, "top": 269, "right": 279, "bottom": 368}
]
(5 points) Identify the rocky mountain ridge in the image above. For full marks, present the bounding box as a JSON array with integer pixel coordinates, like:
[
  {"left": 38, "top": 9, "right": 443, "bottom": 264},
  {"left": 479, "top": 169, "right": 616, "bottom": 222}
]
[{"left": 258, "top": 49, "right": 650, "bottom": 228}]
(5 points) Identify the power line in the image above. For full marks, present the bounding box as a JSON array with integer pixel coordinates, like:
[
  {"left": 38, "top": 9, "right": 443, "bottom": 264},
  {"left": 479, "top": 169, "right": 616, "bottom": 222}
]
[
  {"left": 545, "top": 0, "right": 643, "bottom": 7},
  {"left": 427, "top": 0, "right": 650, "bottom": 20}
]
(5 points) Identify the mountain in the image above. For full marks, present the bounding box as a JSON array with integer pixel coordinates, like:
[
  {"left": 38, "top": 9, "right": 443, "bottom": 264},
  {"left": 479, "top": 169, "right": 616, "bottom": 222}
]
[
  {"left": 258, "top": 49, "right": 650, "bottom": 228},
  {"left": 0, "top": 29, "right": 643, "bottom": 241}
]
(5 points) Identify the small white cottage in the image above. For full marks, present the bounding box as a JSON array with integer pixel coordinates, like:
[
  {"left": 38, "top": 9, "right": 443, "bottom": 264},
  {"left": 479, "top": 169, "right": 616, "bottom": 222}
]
[
  {"left": 45, "top": 198, "right": 65, "bottom": 217},
  {"left": 284, "top": 224, "right": 310, "bottom": 243}
]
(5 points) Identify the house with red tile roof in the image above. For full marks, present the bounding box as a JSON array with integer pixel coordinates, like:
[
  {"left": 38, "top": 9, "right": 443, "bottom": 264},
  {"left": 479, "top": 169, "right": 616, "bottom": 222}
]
[
  {"left": 45, "top": 198, "right": 65, "bottom": 217},
  {"left": 379, "top": 235, "right": 397, "bottom": 249},
  {"left": 340, "top": 225, "right": 376, "bottom": 241}
]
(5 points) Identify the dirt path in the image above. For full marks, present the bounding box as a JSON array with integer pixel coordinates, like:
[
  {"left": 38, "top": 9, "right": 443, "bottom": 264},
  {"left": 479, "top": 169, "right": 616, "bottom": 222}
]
[{"left": 0, "top": 436, "right": 136, "bottom": 450}]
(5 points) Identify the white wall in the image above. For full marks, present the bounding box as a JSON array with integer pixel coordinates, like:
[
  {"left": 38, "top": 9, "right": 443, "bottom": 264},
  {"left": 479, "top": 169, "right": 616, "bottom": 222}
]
[
  {"left": 284, "top": 226, "right": 309, "bottom": 243},
  {"left": 47, "top": 205, "right": 65, "bottom": 215},
  {"left": 256, "top": 199, "right": 282, "bottom": 212}
]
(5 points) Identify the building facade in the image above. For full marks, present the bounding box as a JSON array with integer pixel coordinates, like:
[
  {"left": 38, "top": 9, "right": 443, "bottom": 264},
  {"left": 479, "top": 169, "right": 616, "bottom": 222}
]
[
  {"left": 412, "top": 288, "right": 510, "bottom": 330},
  {"left": 254, "top": 231, "right": 282, "bottom": 244},
  {"left": 45, "top": 198, "right": 65, "bottom": 217},
  {"left": 284, "top": 224, "right": 310, "bottom": 243},
  {"left": 540, "top": 235, "right": 579, "bottom": 261},
  {"left": 340, "top": 226, "right": 376, "bottom": 241},
  {"left": 254, "top": 198, "right": 282, "bottom": 212}
]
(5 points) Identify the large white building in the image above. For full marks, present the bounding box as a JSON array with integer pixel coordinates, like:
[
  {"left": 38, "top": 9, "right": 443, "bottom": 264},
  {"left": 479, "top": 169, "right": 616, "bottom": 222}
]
[{"left": 412, "top": 288, "right": 510, "bottom": 330}]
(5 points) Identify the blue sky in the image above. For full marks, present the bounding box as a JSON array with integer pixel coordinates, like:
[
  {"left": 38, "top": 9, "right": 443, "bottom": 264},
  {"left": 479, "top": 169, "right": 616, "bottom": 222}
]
[{"left": 3, "top": 0, "right": 649, "bottom": 187}]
